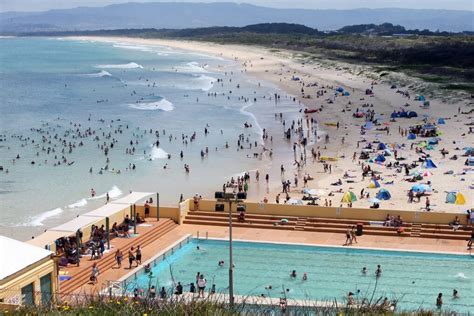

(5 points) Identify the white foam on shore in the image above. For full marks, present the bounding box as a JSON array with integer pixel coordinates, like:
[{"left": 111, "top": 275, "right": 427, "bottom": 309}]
[
  {"left": 128, "top": 99, "right": 174, "bottom": 111},
  {"left": 89, "top": 185, "right": 123, "bottom": 200},
  {"left": 96, "top": 62, "right": 143, "bottom": 69},
  {"left": 68, "top": 198, "right": 87, "bottom": 208},
  {"left": 20, "top": 208, "right": 64, "bottom": 227},
  {"left": 82, "top": 70, "right": 112, "bottom": 78},
  {"left": 240, "top": 103, "right": 264, "bottom": 145}
]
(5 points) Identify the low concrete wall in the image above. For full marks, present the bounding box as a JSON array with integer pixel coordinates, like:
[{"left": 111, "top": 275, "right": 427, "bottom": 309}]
[{"left": 192, "top": 199, "right": 466, "bottom": 225}]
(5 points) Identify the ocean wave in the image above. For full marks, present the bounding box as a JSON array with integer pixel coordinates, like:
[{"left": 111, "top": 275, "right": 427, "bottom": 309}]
[
  {"left": 20, "top": 207, "right": 64, "bottom": 227},
  {"left": 192, "top": 74, "right": 216, "bottom": 91},
  {"left": 82, "top": 70, "right": 112, "bottom": 78},
  {"left": 88, "top": 185, "right": 123, "bottom": 200},
  {"left": 68, "top": 198, "right": 88, "bottom": 208},
  {"left": 147, "top": 147, "right": 169, "bottom": 160},
  {"left": 96, "top": 62, "right": 143, "bottom": 69},
  {"left": 113, "top": 43, "right": 169, "bottom": 56},
  {"left": 240, "top": 103, "right": 264, "bottom": 145},
  {"left": 128, "top": 99, "right": 174, "bottom": 111},
  {"left": 176, "top": 61, "right": 209, "bottom": 73}
]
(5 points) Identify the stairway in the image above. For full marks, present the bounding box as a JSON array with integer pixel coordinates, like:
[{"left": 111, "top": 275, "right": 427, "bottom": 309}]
[
  {"left": 410, "top": 224, "right": 422, "bottom": 237},
  {"left": 294, "top": 217, "right": 308, "bottom": 231},
  {"left": 60, "top": 219, "right": 177, "bottom": 294}
]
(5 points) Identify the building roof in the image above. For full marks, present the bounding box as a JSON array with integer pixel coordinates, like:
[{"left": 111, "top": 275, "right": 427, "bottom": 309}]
[
  {"left": 0, "top": 235, "right": 52, "bottom": 281},
  {"left": 82, "top": 203, "right": 128, "bottom": 218},
  {"left": 49, "top": 216, "right": 102, "bottom": 234},
  {"left": 27, "top": 230, "right": 71, "bottom": 249}
]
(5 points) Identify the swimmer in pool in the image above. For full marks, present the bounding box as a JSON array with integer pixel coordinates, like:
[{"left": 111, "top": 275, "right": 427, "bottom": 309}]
[
  {"left": 361, "top": 267, "right": 367, "bottom": 274},
  {"left": 375, "top": 265, "right": 382, "bottom": 278},
  {"left": 453, "top": 289, "right": 459, "bottom": 299},
  {"left": 290, "top": 270, "right": 297, "bottom": 278},
  {"left": 302, "top": 272, "right": 308, "bottom": 281}
]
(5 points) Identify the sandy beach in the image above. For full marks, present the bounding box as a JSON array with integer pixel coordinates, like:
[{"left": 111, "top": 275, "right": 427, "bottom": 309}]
[{"left": 62, "top": 36, "right": 474, "bottom": 214}]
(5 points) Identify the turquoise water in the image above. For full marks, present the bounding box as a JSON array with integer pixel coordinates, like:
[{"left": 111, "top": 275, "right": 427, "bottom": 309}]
[
  {"left": 0, "top": 38, "right": 301, "bottom": 238},
  {"left": 125, "top": 239, "right": 473, "bottom": 313}
]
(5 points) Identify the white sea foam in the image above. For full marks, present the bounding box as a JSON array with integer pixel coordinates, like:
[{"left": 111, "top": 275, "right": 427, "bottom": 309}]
[
  {"left": 176, "top": 61, "right": 209, "bottom": 73},
  {"left": 128, "top": 99, "right": 174, "bottom": 111},
  {"left": 240, "top": 103, "right": 264, "bottom": 145},
  {"left": 21, "top": 208, "right": 64, "bottom": 227},
  {"left": 455, "top": 272, "right": 468, "bottom": 279},
  {"left": 83, "top": 70, "right": 112, "bottom": 78},
  {"left": 96, "top": 62, "right": 143, "bottom": 69},
  {"left": 147, "top": 147, "right": 169, "bottom": 160},
  {"left": 192, "top": 74, "right": 216, "bottom": 91},
  {"left": 89, "top": 185, "right": 123, "bottom": 200},
  {"left": 68, "top": 198, "right": 88, "bottom": 208}
]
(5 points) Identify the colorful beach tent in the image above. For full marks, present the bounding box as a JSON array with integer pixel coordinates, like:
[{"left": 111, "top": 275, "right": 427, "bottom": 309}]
[
  {"left": 375, "top": 154, "right": 386, "bottom": 163},
  {"left": 377, "top": 143, "right": 387, "bottom": 150},
  {"left": 407, "top": 133, "right": 416, "bottom": 140},
  {"left": 446, "top": 192, "right": 466, "bottom": 205},
  {"left": 408, "top": 111, "right": 418, "bottom": 118},
  {"left": 336, "top": 87, "right": 344, "bottom": 92},
  {"left": 376, "top": 189, "right": 391, "bottom": 200},
  {"left": 368, "top": 179, "right": 381, "bottom": 188},
  {"left": 437, "top": 118, "right": 446, "bottom": 124},
  {"left": 424, "top": 159, "right": 437, "bottom": 169},
  {"left": 341, "top": 191, "right": 357, "bottom": 203},
  {"left": 411, "top": 184, "right": 432, "bottom": 193}
]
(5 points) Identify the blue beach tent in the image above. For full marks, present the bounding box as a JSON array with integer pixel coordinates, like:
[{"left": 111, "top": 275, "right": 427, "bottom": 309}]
[
  {"left": 407, "top": 133, "right": 416, "bottom": 140},
  {"left": 408, "top": 111, "right": 418, "bottom": 118},
  {"left": 376, "top": 189, "right": 391, "bottom": 200},
  {"left": 377, "top": 143, "right": 387, "bottom": 150},
  {"left": 424, "top": 159, "right": 437, "bottom": 169},
  {"left": 437, "top": 118, "right": 445, "bottom": 124},
  {"left": 375, "top": 154, "right": 386, "bottom": 163}
]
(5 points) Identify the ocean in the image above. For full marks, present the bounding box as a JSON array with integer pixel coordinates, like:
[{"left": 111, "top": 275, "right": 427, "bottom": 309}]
[{"left": 0, "top": 37, "right": 302, "bottom": 240}]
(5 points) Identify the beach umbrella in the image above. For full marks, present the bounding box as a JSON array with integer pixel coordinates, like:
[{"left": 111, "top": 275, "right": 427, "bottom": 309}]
[{"left": 341, "top": 191, "right": 357, "bottom": 203}]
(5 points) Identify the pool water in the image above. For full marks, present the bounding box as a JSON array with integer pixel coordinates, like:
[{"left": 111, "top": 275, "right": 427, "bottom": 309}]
[{"left": 124, "top": 239, "right": 473, "bottom": 313}]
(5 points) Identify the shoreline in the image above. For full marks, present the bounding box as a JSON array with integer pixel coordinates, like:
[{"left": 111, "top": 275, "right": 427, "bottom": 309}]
[{"left": 69, "top": 36, "right": 472, "bottom": 215}]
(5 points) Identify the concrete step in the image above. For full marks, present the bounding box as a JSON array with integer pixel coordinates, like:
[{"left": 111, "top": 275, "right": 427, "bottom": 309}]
[{"left": 60, "top": 219, "right": 177, "bottom": 294}]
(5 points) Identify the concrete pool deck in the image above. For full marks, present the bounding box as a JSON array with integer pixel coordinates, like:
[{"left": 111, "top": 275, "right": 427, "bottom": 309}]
[{"left": 68, "top": 222, "right": 471, "bottom": 296}]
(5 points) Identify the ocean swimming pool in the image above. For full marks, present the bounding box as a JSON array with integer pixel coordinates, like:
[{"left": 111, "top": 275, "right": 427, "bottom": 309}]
[{"left": 122, "top": 238, "right": 473, "bottom": 313}]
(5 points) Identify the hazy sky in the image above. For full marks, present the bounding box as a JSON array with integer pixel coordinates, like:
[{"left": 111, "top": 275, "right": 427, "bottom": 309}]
[{"left": 1, "top": 0, "right": 473, "bottom": 12}]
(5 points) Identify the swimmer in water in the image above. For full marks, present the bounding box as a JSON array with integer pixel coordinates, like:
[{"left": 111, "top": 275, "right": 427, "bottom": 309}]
[
  {"left": 375, "top": 265, "right": 382, "bottom": 278},
  {"left": 302, "top": 272, "right": 307, "bottom": 281},
  {"left": 290, "top": 270, "right": 297, "bottom": 278},
  {"left": 453, "top": 289, "right": 459, "bottom": 299},
  {"left": 361, "top": 267, "right": 367, "bottom": 274}
]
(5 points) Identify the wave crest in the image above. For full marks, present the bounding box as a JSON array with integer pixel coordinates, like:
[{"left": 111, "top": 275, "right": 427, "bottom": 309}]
[
  {"left": 96, "top": 62, "right": 143, "bottom": 69},
  {"left": 128, "top": 99, "right": 174, "bottom": 111}
]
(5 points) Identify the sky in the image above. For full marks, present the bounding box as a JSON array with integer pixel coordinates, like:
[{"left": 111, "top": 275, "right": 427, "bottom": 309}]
[{"left": 0, "top": 0, "right": 473, "bottom": 12}]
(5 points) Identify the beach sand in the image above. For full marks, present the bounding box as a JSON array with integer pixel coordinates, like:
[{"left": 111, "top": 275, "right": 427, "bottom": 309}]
[{"left": 71, "top": 36, "right": 473, "bottom": 214}]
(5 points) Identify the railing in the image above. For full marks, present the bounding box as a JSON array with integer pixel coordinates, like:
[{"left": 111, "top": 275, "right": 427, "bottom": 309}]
[
  {"left": 195, "top": 231, "right": 209, "bottom": 240},
  {"left": 104, "top": 235, "right": 193, "bottom": 295}
]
